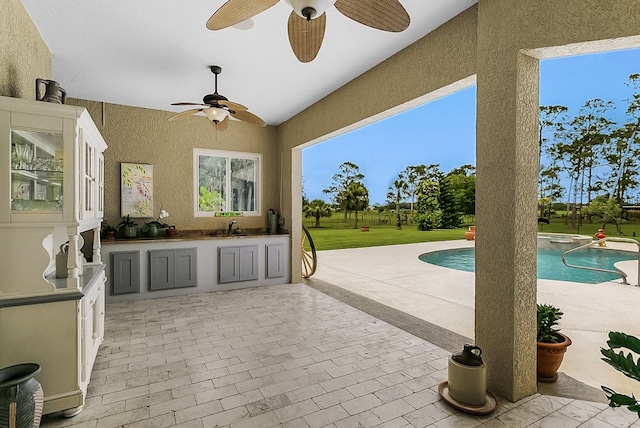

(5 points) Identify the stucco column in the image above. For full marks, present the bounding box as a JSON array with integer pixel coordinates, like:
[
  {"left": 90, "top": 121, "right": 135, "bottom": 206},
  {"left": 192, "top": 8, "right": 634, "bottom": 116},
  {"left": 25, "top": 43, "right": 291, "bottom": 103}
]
[
  {"left": 475, "top": 6, "right": 540, "bottom": 401},
  {"left": 281, "top": 147, "right": 303, "bottom": 282}
]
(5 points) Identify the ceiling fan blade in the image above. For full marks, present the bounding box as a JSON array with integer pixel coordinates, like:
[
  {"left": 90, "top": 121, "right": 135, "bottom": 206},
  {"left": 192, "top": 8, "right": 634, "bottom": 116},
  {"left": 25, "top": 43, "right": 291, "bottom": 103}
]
[
  {"left": 212, "top": 115, "right": 230, "bottom": 131},
  {"left": 171, "top": 102, "right": 206, "bottom": 106},
  {"left": 335, "top": 0, "right": 410, "bottom": 32},
  {"left": 287, "top": 10, "right": 326, "bottom": 63},
  {"left": 230, "top": 110, "right": 266, "bottom": 127},
  {"left": 218, "top": 100, "right": 248, "bottom": 111},
  {"left": 207, "top": 0, "right": 279, "bottom": 30},
  {"left": 168, "top": 108, "right": 203, "bottom": 121}
]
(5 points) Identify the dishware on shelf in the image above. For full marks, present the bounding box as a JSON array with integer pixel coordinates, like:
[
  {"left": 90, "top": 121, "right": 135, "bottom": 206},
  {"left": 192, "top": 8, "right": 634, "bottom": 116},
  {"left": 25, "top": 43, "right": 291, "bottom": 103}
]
[{"left": 12, "top": 144, "right": 33, "bottom": 169}]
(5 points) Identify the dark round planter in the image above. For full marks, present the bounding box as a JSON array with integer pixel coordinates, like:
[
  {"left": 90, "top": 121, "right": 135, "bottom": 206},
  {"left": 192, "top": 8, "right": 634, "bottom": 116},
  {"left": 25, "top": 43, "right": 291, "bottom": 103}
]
[
  {"left": 146, "top": 224, "right": 159, "bottom": 238},
  {"left": 0, "top": 363, "right": 44, "bottom": 428},
  {"left": 537, "top": 333, "right": 572, "bottom": 382}
]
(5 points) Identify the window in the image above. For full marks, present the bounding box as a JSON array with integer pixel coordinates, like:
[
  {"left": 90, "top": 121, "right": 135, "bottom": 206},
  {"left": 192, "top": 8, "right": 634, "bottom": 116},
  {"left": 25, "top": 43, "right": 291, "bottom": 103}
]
[{"left": 194, "top": 149, "right": 261, "bottom": 216}]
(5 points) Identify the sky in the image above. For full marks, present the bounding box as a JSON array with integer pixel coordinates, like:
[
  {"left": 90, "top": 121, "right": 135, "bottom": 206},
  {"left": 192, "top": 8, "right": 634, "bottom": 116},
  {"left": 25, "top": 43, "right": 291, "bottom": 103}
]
[{"left": 302, "top": 47, "right": 640, "bottom": 205}]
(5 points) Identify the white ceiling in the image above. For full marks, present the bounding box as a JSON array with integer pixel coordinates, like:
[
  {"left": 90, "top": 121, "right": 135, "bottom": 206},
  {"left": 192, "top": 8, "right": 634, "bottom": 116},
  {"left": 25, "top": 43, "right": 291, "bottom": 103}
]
[{"left": 21, "top": 0, "right": 476, "bottom": 126}]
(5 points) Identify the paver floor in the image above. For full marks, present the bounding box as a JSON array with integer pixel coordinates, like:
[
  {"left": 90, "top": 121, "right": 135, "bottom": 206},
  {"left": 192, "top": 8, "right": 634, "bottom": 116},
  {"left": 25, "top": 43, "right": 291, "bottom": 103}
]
[{"left": 41, "top": 282, "right": 640, "bottom": 427}]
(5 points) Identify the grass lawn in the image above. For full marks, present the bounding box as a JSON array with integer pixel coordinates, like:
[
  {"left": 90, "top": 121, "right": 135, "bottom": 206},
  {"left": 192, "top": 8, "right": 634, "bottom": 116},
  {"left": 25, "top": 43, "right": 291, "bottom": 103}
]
[
  {"left": 303, "top": 212, "right": 640, "bottom": 251},
  {"left": 304, "top": 225, "right": 467, "bottom": 251}
]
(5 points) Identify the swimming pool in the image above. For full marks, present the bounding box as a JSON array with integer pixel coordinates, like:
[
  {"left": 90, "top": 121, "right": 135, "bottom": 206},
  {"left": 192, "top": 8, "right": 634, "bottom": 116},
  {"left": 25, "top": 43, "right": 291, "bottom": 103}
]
[{"left": 419, "top": 247, "right": 638, "bottom": 284}]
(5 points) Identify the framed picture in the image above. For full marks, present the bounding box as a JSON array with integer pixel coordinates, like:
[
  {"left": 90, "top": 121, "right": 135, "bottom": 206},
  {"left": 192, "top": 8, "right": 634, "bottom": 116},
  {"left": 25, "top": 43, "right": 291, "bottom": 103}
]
[{"left": 121, "top": 163, "right": 153, "bottom": 217}]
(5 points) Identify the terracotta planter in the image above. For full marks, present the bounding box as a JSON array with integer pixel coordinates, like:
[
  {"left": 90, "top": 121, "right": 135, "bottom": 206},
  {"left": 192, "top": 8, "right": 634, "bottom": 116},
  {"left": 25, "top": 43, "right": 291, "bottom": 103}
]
[
  {"left": 166, "top": 227, "right": 178, "bottom": 237},
  {"left": 465, "top": 226, "right": 476, "bottom": 240},
  {"left": 537, "top": 333, "right": 572, "bottom": 382}
]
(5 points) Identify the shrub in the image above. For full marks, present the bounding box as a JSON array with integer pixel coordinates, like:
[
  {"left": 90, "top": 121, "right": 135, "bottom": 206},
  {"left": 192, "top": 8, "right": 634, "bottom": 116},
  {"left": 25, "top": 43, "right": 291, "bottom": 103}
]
[{"left": 416, "top": 210, "right": 442, "bottom": 231}]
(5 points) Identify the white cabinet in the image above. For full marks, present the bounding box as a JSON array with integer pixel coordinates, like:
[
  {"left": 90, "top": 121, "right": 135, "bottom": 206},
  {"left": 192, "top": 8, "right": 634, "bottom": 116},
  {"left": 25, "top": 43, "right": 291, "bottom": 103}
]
[
  {"left": 0, "top": 266, "right": 106, "bottom": 416},
  {"left": 0, "top": 96, "right": 108, "bottom": 294},
  {"left": 80, "top": 270, "right": 105, "bottom": 391},
  {"left": 0, "top": 96, "right": 107, "bottom": 416}
]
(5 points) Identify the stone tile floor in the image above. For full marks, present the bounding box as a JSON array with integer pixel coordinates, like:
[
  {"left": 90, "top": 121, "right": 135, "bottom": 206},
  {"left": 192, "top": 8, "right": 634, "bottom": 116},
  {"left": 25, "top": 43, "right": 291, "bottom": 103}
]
[{"left": 41, "top": 284, "right": 640, "bottom": 427}]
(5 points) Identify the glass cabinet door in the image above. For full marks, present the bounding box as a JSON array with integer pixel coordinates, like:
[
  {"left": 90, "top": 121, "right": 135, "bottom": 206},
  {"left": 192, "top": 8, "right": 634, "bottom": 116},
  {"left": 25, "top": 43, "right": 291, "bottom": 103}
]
[{"left": 11, "top": 129, "right": 64, "bottom": 212}]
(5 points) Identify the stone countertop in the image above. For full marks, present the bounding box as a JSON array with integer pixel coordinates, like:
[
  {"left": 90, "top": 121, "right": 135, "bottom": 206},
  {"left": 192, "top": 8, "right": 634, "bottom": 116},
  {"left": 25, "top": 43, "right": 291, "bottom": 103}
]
[{"left": 102, "top": 229, "right": 290, "bottom": 244}]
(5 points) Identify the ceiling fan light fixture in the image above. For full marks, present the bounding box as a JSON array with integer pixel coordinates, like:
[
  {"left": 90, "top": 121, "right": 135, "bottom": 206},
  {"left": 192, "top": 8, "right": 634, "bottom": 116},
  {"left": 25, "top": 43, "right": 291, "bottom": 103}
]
[
  {"left": 285, "top": 0, "right": 336, "bottom": 19},
  {"left": 204, "top": 107, "right": 230, "bottom": 123},
  {"left": 232, "top": 18, "right": 254, "bottom": 30}
]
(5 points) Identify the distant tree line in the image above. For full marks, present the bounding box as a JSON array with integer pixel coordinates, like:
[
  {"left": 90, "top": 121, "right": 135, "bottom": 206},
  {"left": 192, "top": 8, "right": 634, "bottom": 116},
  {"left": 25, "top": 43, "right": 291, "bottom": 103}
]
[
  {"left": 303, "top": 74, "right": 640, "bottom": 232},
  {"left": 386, "top": 164, "right": 475, "bottom": 230},
  {"left": 539, "top": 73, "right": 640, "bottom": 231},
  {"left": 303, "top": 162, "right": 475, "bottom": 230}
]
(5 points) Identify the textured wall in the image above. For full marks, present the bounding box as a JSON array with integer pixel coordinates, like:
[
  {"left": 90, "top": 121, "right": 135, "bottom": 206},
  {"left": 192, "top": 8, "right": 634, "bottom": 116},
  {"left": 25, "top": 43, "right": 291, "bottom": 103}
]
[
  {"left": 0, "top": 0, "right": 51, "bottom": 99},
  {"left": 70, "top": 99, "right": 279, "bottom": 232},
  {"left": 474, "top": 0, "right": 640, "bottom": 400},
  {"left": 278, "top": 6, "right": 478, "bottom": 151}
]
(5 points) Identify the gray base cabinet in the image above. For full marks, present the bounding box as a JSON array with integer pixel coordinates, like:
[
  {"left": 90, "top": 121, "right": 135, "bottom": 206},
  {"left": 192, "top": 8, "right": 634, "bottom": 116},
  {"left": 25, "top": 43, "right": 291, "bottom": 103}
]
[
  {"left": 219, "top": 245, "right": 258, "bottom": 284},
  {"left": 111, "top": 251, "right": 140, "bottom": 295},
  {"left": 103, "top": 235, "right": 290, "bottom": 303},
  {"left": 266, "top": 243, "right": 285, "bottom": 278},
  {"left": 149, "top": 248, "right": 197, "bottom": 290}
]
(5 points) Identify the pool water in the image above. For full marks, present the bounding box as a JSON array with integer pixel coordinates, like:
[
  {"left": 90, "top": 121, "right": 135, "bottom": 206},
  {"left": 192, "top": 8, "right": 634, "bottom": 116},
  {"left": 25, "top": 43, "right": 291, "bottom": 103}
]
[{"left": 419, "top": 248, "right": 638, "bottom": 284}]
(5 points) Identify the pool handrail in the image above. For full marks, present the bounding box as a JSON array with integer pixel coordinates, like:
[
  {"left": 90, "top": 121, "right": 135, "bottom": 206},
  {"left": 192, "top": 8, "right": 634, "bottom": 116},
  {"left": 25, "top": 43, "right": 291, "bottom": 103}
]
[{"left": 561, "top": 237, "right": 640, "bottom": 286}]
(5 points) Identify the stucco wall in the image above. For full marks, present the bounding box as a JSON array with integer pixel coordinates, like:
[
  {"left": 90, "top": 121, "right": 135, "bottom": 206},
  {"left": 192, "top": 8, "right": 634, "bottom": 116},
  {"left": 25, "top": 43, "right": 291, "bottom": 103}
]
[
  {"left": 278, "top": 6, "right": 478, "bottom": 150},
  {"left": 474, "top": 0, "right": 640, "bottom": 401},
  {"left": 0, "top": 0, "right": 51, "bottom": 99},
  {"left": 70, "top": 99, "right": 280, "bottom": 232}
]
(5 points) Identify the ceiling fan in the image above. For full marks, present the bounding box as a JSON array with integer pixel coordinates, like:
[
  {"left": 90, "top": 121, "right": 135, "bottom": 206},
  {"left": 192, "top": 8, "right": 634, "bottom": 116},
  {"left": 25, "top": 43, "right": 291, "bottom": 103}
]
[
  {"left": 206, "top": 0, "right": 410, "bottom": 63},
  {"left": 168, "top": 65, "right": 265, "bottom": 130}
]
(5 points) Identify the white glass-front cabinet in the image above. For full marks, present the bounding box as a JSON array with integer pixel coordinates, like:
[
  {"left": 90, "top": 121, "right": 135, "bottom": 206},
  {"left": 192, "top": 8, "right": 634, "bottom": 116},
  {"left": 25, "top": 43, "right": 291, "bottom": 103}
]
[
  {"left": 0, "top": 96, "right": 107, "bottom": 293},
  {"left": 0, "top": 96, "right": 108, "bottom": 416}
]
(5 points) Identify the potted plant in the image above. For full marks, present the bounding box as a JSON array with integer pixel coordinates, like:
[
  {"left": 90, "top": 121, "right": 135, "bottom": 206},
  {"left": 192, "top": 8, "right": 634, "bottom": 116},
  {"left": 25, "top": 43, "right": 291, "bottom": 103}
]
[
  {"left": 101, "top": 221, "right": 117, "bottom": 240},
  {"left": 141, "top": 206, "right": 170, "bottom": 238},
  {"left": 537, "top": 303, "right": 572, "bottom": 382},
  {"left": 117, "top": 215, "right": 138, "bottom": 238},
  {"left": 165, "top": 225, "right": 178, "bottom": 237}
]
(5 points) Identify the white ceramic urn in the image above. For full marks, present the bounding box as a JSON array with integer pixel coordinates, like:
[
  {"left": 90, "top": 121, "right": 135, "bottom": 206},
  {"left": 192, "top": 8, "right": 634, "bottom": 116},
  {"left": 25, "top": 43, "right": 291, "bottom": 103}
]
[{"left": 448, "top": 344, "right": 487, "bottom": 406}]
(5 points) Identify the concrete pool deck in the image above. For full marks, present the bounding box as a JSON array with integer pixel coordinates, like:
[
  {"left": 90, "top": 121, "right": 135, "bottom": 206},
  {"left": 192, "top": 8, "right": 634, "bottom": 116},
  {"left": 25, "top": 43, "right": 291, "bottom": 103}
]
[{"left": 306, "top": 239, "right": 640, "bottom": 400}]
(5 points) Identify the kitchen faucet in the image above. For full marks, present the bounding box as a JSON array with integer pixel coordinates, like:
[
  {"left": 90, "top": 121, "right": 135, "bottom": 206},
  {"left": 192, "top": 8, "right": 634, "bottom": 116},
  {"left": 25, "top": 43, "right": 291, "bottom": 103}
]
[{"left": 228, "top": 220, "right": 237, "bottom": 235}]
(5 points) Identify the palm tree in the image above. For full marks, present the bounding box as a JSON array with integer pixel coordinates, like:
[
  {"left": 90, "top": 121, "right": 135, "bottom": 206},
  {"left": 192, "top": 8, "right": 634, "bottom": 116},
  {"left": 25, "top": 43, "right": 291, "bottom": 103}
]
[
  {"left": 344, "top": 181, "right": 369, "bottom": 229},
  {"left": 323, "top": 162, "right": 364, "bottom": 220},
  {"left": 404, "top": 165, "right": 426, "bottom": 215},
  {"left": 303, "top": 199, "right": 332, "bottom": 227},
  {"left": 387, "top": 173, "right": 409, "bottom": 229}
]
